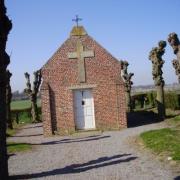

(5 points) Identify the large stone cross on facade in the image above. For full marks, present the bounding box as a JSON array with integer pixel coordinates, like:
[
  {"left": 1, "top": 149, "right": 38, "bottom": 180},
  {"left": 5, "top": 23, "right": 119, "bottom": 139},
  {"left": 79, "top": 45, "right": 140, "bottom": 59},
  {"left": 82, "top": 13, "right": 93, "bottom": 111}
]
[{"left": 68, "top": 41, "right": 94, "bottom": 83}]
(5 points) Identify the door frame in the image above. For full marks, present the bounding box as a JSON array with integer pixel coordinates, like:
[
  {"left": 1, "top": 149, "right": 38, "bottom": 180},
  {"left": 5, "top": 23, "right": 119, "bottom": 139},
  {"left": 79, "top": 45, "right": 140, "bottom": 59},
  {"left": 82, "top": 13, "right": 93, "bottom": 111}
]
[{"left": 73, "top": 88, "right": 96, "bottom": 130}]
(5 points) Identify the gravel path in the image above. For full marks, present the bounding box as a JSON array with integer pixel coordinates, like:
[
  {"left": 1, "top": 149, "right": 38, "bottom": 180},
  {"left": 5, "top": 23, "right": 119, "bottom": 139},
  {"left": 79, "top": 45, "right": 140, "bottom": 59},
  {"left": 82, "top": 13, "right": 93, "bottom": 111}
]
[{"left": 8, "top": 122, "right": 179, "bottom": 180}]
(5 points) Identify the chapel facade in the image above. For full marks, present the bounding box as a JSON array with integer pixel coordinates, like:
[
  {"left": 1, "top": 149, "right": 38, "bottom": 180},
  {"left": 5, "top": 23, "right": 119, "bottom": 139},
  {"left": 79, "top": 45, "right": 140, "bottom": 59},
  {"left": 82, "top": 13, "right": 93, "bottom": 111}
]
[{"left": 41, "top": 26, "right": 127, "bottom": 136}]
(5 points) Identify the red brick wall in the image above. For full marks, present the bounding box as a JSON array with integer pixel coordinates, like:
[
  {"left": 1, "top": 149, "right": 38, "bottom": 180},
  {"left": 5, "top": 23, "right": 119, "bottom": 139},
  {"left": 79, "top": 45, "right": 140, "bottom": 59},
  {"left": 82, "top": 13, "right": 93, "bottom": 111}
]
[
  {"left": 41, "top": 82, "right": 52, "bottom": 136},
  {"left": 41, "top": 33, "right": 127, "bottom": 136}
]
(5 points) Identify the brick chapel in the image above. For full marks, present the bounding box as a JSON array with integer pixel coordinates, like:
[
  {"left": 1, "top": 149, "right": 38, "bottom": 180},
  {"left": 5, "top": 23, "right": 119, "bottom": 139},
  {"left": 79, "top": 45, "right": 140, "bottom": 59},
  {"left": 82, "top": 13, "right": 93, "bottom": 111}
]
[{"left": 41, "top": 25, "right": 127, "bottom": 136}]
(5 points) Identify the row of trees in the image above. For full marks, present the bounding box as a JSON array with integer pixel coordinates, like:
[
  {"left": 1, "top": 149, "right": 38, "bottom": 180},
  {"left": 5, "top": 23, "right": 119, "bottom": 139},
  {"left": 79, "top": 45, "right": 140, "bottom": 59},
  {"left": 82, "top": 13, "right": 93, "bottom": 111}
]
[
  {"left": 0, "top": 1, "right": 42, "bottom": 178},
  {"left": 6, "top": 70, "right": 42, "bottom": 130},
  {"left": 24, "top": 70, "right": 42, "bottom": 123},
  {"left": 0, "top": 1, "right": 179, "bottom": 178},
  {"left": 123, "top": 33, "right": 180, "bottom": 120},
  {"left": 149, "top": 33, "right": 180, "bottom": 119}
]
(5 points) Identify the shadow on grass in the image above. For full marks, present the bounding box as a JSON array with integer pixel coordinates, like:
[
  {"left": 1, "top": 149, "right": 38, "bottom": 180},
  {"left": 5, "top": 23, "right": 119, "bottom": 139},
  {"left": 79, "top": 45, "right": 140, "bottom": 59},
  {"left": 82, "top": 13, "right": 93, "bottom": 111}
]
[
  {"left": 9, "top": 153, "right": 137, "bottom": 179},
  {"left": 127, "top": 110, "right": 163, "bottom": 128},
  {"left": 165, "top": 114, "right": 177, "bottom": 119}
]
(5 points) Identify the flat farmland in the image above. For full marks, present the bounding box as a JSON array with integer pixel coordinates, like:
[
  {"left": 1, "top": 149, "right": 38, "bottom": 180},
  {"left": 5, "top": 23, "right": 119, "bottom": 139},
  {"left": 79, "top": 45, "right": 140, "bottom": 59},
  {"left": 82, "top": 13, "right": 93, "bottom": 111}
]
[{"left": 11, "top": 100, "right": 41, "bottom": 110}]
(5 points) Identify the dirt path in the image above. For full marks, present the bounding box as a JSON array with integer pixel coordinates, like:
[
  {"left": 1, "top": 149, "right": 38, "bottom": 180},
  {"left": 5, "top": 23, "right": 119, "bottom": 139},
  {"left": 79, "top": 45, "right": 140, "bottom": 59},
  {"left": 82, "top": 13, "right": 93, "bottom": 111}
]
[{"left": 8, "top": 122, "right": 179, "bottom": 180}]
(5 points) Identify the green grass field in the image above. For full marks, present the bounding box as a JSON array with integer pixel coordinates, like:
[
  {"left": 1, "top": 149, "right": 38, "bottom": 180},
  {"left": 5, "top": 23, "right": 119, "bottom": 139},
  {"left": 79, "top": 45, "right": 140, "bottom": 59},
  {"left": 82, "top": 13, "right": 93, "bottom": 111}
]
[
  {"left": 11, "top": 99, "right": 41, "bottom": 110},
  {"left": 9, "top": 99, "right": 41, "bottom": 125},
  {"left": 7, "top": 142, "right": 32, "bottom": 153},
  {"left": 140, "top": 115, "right": 180, "bottom": 161}
]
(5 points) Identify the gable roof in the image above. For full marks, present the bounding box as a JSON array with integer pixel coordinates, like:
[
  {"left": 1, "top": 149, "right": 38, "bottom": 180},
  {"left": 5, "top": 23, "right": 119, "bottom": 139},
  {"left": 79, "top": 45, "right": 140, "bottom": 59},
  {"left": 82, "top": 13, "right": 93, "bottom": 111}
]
[{"left": 42, "top": 26, "right": 121, "bottom": 71}]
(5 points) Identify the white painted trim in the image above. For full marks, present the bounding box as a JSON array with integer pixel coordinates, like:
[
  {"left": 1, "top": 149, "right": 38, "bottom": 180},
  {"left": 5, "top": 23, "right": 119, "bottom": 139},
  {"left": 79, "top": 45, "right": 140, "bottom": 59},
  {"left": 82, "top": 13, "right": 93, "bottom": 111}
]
[{"left": 73, "top": 89, "right": 96, "bottom": 130}]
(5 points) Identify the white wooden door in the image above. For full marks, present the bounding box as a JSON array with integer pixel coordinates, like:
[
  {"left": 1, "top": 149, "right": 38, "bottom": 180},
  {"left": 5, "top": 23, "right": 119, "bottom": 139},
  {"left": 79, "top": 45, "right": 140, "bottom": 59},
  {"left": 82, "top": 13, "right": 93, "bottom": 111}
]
[{"left": 74, "top": 89, "right": 95, "bottom": 130}]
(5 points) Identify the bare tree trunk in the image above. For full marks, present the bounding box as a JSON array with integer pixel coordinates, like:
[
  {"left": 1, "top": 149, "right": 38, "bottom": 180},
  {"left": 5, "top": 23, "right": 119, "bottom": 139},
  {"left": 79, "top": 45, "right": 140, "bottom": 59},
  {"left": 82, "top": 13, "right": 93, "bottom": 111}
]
[
  {"left": 149, "top": 41, "right": 166, "bottom": 120},
  {"left": 6, "top": 70, "right": 13, "bottom": 129},
  {"left": 156, "top": 85, "right": 165, "bottom": 119},
  {"left": 0, "top": 86, "right": 8, "bottom": 179},
  {"left": 31, "top": 95, "right": 39, "bottom": 123},
  {"left": 168, "top": 33, "right": 180, "bottom": 83},
  {"left": 24, "top": 70, "right": 41, "bottom": 123},
  {"left": 0, "top": 0, "right": 12, "bottom": 179},
  {"left": 7, "top": 100, "right": 12, "bottom": 129},
  {"left": 120, "top": 60, "right": 134, "bottom": 112}
]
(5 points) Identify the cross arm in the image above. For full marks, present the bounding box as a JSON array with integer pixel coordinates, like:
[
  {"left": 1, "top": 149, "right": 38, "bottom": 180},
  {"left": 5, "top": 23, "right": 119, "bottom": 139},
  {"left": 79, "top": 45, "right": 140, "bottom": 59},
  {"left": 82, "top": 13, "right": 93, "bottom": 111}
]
[
  {"left": 82, "top": 50, "right": 94, "bottom": 58},
  {"left": 68, "top": 52, "right": 78, "bottom": 59}
]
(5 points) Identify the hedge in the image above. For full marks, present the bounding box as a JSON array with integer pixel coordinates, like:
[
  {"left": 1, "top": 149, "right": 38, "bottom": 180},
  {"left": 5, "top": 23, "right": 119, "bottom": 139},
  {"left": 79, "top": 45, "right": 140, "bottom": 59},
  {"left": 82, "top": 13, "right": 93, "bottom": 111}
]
[
  {"left": 11, "top": 107, "right": 41, "bottom": 124},
  {"left": 165, "top": 91, "right": 180, "bottom": 110},
  {"left": 132, "top": 91, "right": 180, "bottom": 110}
]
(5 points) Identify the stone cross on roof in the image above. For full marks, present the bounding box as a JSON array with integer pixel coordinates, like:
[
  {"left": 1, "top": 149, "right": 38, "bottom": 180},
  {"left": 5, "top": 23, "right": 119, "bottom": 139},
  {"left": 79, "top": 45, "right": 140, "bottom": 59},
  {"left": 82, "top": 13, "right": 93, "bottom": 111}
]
[
  {"left": 72, "top": 15, "right": 82, "bottom": 27},
  {"left": 68, "top": 40, "right": 94, "bottom": 83}
]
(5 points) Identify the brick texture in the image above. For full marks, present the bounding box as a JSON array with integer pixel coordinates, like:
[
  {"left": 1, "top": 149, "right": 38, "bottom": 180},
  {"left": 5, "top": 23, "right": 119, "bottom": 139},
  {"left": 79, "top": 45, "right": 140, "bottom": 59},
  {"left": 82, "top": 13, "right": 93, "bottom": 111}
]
[{"left": 41, "top": 27, "right": 127, "bottom": 136}]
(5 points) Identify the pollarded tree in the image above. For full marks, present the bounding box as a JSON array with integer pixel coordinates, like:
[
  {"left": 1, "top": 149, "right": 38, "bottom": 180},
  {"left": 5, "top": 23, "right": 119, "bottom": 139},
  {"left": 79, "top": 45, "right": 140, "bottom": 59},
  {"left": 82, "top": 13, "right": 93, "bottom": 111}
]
[
  {"left": 121, "top": 60, "right": 134, "bottom": 112},
  {"left": 168, "top": 32, "right": 180, "bottom": 83},
  {"left": 6, "top": 70, "right": 12, "bottom": 129},
  {"left": 149, "top": 40, "right": 166, "bottom": 119},
  {"left": 24, "top": 70, "right": 42, "bottom": 123},
  {"left": 0, "top": 0, "right": 12, "bottom": 178}
]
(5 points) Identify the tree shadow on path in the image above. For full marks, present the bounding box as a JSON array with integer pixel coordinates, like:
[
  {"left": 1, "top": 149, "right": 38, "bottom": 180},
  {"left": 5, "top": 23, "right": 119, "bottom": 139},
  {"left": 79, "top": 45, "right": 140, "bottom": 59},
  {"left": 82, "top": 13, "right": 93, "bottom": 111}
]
[
  {"left": 12, "top": 133, "right": 43, "bottom": 138},
  {"left": 9, "top": 153, "right": 137, "bottom": 179},
  {"left": 127, "top": 110, "right": 163, "bottom": 128},
  {"left": 20, "top": 125, "right": 42, "bottom": 130},
  {"left": 32, "top": 135, "right": 111, "bottom": 146}
]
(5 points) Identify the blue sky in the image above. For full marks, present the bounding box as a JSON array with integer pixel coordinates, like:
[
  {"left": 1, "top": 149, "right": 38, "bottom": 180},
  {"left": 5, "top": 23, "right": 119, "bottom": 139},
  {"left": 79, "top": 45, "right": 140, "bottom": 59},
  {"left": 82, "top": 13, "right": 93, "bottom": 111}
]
[{"left": 5, "top": 0, "right": 180, "bottom": 91}]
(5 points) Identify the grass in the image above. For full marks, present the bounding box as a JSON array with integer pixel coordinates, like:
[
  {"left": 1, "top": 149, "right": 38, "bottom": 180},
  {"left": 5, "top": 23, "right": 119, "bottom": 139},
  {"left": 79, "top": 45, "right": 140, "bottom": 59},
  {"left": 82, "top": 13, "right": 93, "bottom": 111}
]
[
  {"left": 140, "top": 115, "right": 180, "bottom": 161},
  {"left": 6, "top": 99, "right": 41, "bottom": 153},
  {"left": 10, "top": 110, "right": 32, "bottom": 125},
  {"left": 11, "top": 100, "right": 31, "bottom": 110},
  {"left": 6, "top": 99, "right": 42, "bottom": 136},
  {"left": 166, "top": 114, "right": 180, "bottom": 129},
  {"left": 11, "top": 99, "right": 41, "bottom": 110},
  {"left": 172, "top": 115, "right": 180, "bottom": 123},
  {"left": 10, "top": 99, "right": 42, "bottom": 125},
  {"left": 6, "top": 122, "right": 26, "bottom": 137},
  {"left": 6, "top": 128, "right": 16, "bottom": 137},
  {"left": 7, "top": 142, "right": 32, "bottom": 153}
]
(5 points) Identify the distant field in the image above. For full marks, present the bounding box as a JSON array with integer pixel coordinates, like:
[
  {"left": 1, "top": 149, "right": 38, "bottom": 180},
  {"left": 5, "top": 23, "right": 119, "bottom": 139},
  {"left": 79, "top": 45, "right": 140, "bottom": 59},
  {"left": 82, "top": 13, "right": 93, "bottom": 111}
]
[{"left": 11, "top": 99, "right": 41, "bottom": 110}]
